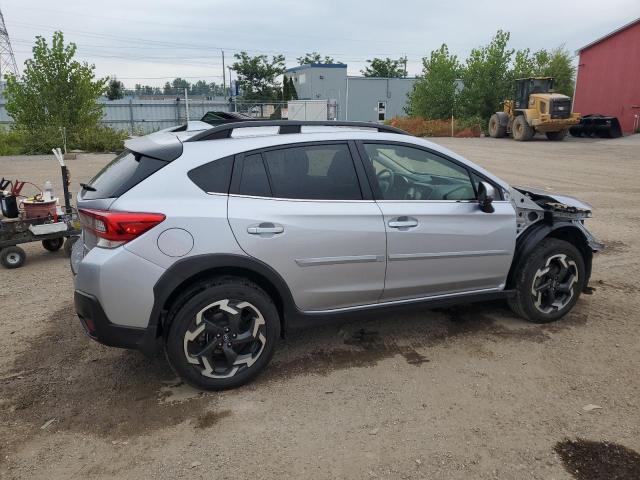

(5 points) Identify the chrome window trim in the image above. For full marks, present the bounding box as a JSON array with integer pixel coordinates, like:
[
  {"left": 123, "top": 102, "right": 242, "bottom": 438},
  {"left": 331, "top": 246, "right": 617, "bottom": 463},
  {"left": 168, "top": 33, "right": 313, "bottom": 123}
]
[
  {"left": 228, "top": 193, "right": 377, "bottom": 203},
  {"left": 226, "top": 193, "right": 510, "bottom": 204},
  {"left": 375, "top": 199, "right": 511, "bottom": 204}
]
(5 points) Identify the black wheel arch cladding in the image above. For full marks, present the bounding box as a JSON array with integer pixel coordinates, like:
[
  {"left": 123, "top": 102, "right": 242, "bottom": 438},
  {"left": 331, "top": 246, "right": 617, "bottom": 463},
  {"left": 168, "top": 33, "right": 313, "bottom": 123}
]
[
  {"left": 150, "top": 254, "right": 295, "bottom": 338},
  {"left": 507, "top": 221, "right": 594, "bottom": 291}
]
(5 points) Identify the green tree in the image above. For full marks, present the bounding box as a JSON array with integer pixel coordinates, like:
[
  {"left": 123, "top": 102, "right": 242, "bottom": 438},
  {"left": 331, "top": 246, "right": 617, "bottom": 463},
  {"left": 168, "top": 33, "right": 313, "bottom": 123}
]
[
  {"left": 361, "top": 56, "right": 407, "bottom": 78},
  {"left": 407, "top": 45, "right": 461, "bottom": 119},
  {"left": 190, "top": 80, "right": 211, "bottom": 96},
  {"left": 297, "top": 52, "right": 335, "bottom": 65},
  {"left": 231, "top": 51, "right": 286, "bottom": 101},
  {"left": 459, "top": 30, "right": 514, "bottom": 121},
  {"left": 541, "top": 46, "right": 575, "bottom": 97},
  {"left": 281, "top": 76, "right": 298, "bottom": 101},
  {"left": 288, "top": 77, "right": 298, "bottom": 100},
  {"left": 106, "top": 77, "right": 124, "bottom": 100},
  {"left": 3, "top": 31, "right": 107, "bottom": 153},
  {"left": 509, "top": 46, "right": 575, "bottom": 97}
]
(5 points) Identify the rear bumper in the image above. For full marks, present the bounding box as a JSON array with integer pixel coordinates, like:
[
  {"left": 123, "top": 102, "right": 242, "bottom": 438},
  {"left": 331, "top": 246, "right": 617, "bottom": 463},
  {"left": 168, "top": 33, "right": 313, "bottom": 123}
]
[{"left": 74, "top": 290, "right": 158, "bottom": 355}]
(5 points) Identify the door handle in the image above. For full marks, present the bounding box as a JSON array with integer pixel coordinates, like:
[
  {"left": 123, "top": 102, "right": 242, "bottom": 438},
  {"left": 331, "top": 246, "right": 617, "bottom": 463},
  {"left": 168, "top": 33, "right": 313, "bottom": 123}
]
[
  {"left": 388, "top": 217, "right": 418, "bottom": 229},
  {"left": 247, "top": 223, "right": 284, "bottom": 235}
]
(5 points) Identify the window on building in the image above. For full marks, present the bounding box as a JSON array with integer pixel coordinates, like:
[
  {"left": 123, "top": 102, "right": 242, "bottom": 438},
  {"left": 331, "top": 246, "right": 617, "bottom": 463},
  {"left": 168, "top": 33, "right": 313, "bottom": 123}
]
[{"left": 377, "top": 101, "right": 386, "bottom": 122}]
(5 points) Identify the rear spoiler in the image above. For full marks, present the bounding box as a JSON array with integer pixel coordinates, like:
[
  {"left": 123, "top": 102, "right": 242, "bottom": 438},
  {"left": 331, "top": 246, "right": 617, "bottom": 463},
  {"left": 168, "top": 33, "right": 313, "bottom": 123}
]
[{"left": 124, "top": 132, "right": 183, "bottom": 162}]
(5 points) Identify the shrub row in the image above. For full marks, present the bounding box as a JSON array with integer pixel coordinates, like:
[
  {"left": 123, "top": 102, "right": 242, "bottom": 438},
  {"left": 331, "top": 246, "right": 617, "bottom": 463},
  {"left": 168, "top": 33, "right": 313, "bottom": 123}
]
[
  {"left": 387, "top": 116, "right": 483, "bottom": 138},
  {"left": 0, "top": 126, "right": 128, "bottom": 155}
]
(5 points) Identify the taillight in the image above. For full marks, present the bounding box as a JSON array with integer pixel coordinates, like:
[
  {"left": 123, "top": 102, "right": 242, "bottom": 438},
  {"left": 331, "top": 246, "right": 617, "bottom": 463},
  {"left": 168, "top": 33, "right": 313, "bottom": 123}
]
[{"left": 78, "top": 208, "right": 165, "bottom": 248}]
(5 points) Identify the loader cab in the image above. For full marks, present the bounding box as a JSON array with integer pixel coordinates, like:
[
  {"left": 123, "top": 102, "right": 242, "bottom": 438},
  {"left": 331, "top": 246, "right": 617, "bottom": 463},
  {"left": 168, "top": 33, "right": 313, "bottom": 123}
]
[{"left": 515, "top": 77, "right": 554, "bottom": 109}]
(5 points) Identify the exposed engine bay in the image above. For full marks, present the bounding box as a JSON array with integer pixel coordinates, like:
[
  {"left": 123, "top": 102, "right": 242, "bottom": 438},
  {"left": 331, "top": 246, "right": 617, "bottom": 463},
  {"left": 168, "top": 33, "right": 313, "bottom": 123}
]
[{"left": 508, "top": 186, "right": 597, "bottom": 243}]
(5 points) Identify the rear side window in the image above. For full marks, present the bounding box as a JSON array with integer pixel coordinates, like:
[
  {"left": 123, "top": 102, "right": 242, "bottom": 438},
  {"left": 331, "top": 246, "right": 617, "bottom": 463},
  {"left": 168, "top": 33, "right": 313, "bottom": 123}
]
[
  {"left": 262, "top": 144, "right": 362, "bottom": 200},
  {"left": 188, "top": 156, "right": 234, "bottom": 193},
  {"left": 82, "top": 150, "right": 167, "bottom": 200},
  {"left": 238, "top": 153, "right": 271, "bottom": 197}
]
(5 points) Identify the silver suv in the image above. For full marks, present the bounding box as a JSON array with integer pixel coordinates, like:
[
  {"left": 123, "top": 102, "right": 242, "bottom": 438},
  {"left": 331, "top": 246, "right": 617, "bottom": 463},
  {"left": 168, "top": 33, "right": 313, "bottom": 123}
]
[{"left": 72, "top": 120, "right": 601, "bottom": 390}]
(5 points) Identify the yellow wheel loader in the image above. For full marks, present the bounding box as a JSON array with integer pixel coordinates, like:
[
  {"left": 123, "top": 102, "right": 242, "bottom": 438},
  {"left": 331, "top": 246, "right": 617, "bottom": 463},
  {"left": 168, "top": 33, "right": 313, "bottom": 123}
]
[{"left": 488, "top": 77, "right": 580, "bottom": 141}]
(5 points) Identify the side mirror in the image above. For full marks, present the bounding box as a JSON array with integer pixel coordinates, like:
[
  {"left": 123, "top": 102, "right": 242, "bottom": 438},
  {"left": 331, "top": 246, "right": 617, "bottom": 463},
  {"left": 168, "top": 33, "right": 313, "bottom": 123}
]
[{"left": 477, "top": 181, "right": 495, "bottom": 213}]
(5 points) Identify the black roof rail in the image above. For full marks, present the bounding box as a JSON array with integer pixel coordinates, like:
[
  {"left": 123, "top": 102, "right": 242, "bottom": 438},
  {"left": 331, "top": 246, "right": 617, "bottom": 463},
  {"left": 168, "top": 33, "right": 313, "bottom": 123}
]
[{"left": 184, "top": 120, "right": 408, "bottom": 142}]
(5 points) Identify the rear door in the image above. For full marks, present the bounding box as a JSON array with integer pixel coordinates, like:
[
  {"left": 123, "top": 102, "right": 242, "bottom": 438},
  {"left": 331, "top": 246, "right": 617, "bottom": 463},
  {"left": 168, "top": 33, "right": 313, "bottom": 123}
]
[
  {"left": 227, "top": 142, "right": 387, "bottom": 312},
  {"left": 357, "top": 141, "right": 516, "bottom": 301}
]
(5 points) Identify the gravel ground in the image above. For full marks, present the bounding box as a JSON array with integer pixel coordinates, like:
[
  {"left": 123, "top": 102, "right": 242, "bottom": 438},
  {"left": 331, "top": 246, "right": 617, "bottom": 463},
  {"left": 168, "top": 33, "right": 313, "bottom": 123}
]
[{"left": 0, "top": 136, "right": 639, "bottom": 479}]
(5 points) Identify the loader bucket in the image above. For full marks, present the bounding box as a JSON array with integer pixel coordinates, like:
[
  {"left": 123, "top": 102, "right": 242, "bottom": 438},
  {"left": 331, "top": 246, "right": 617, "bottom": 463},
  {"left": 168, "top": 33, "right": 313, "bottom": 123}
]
[{"left": 570, "top": 114, "right": 623, "bottom": 138}]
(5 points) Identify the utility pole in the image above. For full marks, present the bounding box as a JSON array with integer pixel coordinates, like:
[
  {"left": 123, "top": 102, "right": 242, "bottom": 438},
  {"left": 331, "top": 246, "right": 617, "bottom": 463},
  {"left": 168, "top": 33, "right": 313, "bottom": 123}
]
[
  {"left": 403, "top": 54, "right": 407, "bottom": 78},
  {"left": 0, "top": 8, "right": 19, "bottom": 78},
  {"left": 221, "top": 50, "right": 226, "bottom": 95},
  {"left": 228, "top": 66, "right": 236, "bottom": 112}
]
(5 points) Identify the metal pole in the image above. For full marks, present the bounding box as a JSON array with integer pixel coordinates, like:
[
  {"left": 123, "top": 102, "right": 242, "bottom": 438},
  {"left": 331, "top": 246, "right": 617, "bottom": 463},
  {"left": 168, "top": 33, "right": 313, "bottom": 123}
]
[
  {"left": 184, "top": 87, "right": 190, "bottom": 122},
  {"left": 345, "top": 77, "right": 349, "bottom": 121},
  {"left": 128, "top": 98, "right": 134, "bottom": 135},
  {"left": 221, "top": 50, "right": 226, "bottom": 94},
  {"left": 61, "top": 165, "right": 71, "bottom": 215}
]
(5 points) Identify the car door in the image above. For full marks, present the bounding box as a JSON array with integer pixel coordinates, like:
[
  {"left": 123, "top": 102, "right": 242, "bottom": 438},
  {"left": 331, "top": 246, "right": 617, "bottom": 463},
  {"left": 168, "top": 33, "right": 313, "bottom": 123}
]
[
  {"left": 227, "top": 142, "right": 387, "bottom": 312},
  {"left": 357, "top": 141, "right": 516, "bottom": 302}
]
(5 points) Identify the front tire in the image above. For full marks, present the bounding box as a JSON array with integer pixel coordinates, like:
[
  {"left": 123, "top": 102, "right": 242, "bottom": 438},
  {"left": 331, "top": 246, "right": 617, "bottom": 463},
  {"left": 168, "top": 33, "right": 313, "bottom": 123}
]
[
  {"left": 512, "top": 115, "right": 534, "bottom": 141},
  {"left": 508, "top": 238, "right": 585, "bottom": 323},
  {"left": 165, "top": 277, "right": 280, "bottom": 390},
  {"left": 546, "top": 130, "right": 567, "bottom": 141}
]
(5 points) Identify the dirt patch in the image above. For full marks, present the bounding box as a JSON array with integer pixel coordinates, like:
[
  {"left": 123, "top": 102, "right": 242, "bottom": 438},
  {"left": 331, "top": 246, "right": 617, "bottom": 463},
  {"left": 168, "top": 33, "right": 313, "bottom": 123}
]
[
  {"left": 195, "top": 409, "right": 232, "bottom": 428},
  {"left": 598, "top": 240, "right": 626, "bottom": 256},
  {"left": 0, "top": 303, "right": 210, "bottom": 443},
  {"left": 555, "top": 438, "right": 640, "bottom": 480},
  {"left": 266, "top": 301, "right": 585, "bottom": 380}
]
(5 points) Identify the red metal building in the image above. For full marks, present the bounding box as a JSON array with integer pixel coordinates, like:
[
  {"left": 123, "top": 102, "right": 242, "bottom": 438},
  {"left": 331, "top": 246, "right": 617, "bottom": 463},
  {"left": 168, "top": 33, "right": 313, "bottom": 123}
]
[{"left": 573, "top": 18, "right": 640, "bottom": 133}]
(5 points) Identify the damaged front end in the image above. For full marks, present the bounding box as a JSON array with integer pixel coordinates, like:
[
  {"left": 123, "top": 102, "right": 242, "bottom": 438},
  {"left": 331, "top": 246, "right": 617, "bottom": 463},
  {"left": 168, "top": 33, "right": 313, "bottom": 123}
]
[{"left": 508, "top": 186, "right": 603, "bottom": 252}]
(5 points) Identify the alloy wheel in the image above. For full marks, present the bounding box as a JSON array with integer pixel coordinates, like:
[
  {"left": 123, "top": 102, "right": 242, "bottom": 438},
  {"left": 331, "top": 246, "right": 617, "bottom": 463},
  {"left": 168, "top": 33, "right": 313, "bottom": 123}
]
[
  {"left": 530, "top": 253, "right": 578, "bottom": 314},
  {"left": 183, "top": 299, "right": 267, "bottom": 379}
]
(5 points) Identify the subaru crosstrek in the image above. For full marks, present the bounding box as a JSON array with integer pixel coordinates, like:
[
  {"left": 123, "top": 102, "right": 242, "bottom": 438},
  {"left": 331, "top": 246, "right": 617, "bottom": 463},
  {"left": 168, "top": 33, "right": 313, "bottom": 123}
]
[{"left": 72, "top": 120, "right": 601, "bottom": 390}]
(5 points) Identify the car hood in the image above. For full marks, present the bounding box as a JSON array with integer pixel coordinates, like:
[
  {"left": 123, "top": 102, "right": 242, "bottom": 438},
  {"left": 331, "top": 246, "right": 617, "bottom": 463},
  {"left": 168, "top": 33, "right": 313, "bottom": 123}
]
[{"left": 513, "top": 186, "right": 593, "bottom": 212}]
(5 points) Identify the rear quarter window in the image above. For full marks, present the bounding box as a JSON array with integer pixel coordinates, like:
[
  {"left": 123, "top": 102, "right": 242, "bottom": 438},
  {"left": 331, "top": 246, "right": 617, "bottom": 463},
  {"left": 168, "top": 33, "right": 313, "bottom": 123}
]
[
  {"left": 82, "top": 150, "right": 168, "bottom": 200},
  {"left": 188, "top": 156, "right": 234, "bottom": 194}
]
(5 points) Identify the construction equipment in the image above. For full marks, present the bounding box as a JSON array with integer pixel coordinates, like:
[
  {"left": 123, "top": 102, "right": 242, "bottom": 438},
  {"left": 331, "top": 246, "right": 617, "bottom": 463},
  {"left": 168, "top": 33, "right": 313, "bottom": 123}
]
[
  {"left": 489, "top": 77, "right": 580, "bottom": 141},
  {"left": 569, "top": 114, "right": 623, "bottom": 138}
]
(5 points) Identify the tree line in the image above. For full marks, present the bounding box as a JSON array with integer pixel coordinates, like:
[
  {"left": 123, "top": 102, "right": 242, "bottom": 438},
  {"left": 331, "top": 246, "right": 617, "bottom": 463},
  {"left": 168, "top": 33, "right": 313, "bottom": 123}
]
[
  {"left": 2, "top": 30, "right": 577, "bottom": 153},
  {"left": 105, "top": 77, "right": 228, "bottom": 99},
  {"left": 407, "top": 30, "right": 576, "bottom": 122}
]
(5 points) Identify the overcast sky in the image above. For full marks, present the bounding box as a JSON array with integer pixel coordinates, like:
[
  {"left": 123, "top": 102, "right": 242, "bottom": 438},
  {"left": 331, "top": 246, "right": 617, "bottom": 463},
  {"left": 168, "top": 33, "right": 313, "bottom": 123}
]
[{"left": 3, "top": 0, "right": 639, "bottom": 87}]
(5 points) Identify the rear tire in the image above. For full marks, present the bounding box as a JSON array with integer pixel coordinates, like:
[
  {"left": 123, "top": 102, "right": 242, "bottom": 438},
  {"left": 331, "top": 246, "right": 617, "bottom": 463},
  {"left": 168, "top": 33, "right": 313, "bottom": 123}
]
[
  {"left": 1, "top": 246, "right": 26, "bottom": 269},
  {"left": 512, "top": 115, "right": 534, "bottom": 141},
  {"left": 488, "top": 114, "right": 506, "bottom": 138},
  {"left": 42, "top": 238, "right": 64, "bottom": 252},
  {"left": 508, "top": 238, "right": 585, "bottom": 323},
  {"left": 546, "top": 130, "right": 567, "bottom": 141},
  {"left": 165, "top": 276, "right": 280, "bottom": 390},
  {"left": 63, "top": 236, "right": 79, "bottom": 257}
]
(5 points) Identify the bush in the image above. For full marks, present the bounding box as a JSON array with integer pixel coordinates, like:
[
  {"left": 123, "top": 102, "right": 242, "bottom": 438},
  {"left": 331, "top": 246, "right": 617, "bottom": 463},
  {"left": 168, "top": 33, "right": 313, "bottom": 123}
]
[
  {"left": 388, "top": 116, "right": 482, "bottom": 137},
  {"left": 0, "top": 128, "right": 27, "bottom": 155},
  {"left": 75, "top": 126, "right": 128, "bottom": 153},
  {"left": 0, "top": 125, "right": 128, "bottom": 155}
]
